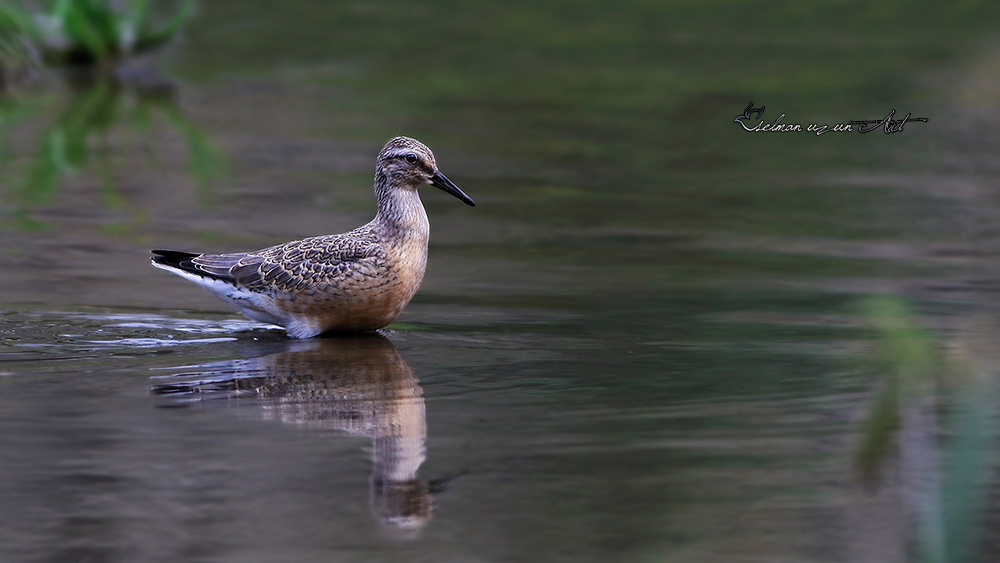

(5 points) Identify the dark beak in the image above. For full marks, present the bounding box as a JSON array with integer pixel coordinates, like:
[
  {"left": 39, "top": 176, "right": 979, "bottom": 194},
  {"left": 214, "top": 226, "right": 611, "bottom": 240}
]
[{"left": 430, "top": 172, "right": 475, "bottom": 207}]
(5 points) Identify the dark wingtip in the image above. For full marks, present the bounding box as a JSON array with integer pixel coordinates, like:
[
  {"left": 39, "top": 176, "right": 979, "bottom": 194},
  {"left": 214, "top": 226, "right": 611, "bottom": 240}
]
[{"left": 151, "top": 249, "right": 200, "bottom": 268}]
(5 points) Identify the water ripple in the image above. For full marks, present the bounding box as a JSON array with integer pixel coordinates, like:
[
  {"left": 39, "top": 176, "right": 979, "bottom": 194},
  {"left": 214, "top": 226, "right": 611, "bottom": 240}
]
[{"left": 0, "top": 308, "right": 281, "bottom": 353}]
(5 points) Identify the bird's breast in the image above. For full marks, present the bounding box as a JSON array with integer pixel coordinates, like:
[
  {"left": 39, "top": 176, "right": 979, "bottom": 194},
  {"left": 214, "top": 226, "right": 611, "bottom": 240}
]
[{"left": 276, "top": 234, "right": 429, "bottom": 332}]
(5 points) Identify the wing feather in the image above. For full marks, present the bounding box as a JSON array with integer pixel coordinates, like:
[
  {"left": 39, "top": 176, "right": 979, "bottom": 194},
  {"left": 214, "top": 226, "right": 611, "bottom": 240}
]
[{"left": 152, "top": 229, "right": 387, "bottom": 292}]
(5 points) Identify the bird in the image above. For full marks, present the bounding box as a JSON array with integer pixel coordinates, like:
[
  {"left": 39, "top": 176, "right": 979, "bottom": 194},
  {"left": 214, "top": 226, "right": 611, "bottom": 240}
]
[{"left": 151, "top": 136, "right": 475, "bottom": 339}]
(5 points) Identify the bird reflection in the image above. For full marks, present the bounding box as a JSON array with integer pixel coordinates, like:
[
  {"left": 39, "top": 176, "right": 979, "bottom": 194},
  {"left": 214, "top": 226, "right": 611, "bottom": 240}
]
[{"left": 151, "top": 334, "right": 430, "bottom": 534}]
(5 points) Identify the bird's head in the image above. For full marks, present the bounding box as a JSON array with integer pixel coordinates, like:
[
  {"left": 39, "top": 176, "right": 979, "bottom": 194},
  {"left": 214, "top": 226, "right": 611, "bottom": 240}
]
[{"left": 376, "top": 137, "right": 475, "bottom": 206}]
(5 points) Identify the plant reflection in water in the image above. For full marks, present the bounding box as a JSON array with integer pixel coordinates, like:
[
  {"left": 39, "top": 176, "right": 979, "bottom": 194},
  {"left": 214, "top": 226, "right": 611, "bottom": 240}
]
[
  {"left": 151, "top": 334, "right": 435, "bottom": 536},
  {"left": 0, "top": 67, "right": 225, "bottom": 231}
]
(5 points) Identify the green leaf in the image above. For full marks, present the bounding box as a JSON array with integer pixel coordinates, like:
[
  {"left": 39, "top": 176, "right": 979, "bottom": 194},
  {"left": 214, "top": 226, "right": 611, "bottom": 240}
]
[{"left": 134, "top": 0, "right": 194, "bottom": 54}]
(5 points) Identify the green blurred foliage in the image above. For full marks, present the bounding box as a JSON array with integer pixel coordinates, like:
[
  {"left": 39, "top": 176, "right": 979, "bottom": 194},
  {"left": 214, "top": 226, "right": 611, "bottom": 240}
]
[
  {"left": 0, "top": 0, "right": 222, "bottom": 231},
  {"left": 858, "top": 296, "right": 1000, "bottom": 563},
  {"left": 0, "top": 79, "right": 226, "bottom": 231},
  {"left": 0, "top": 0, "right": 194, "bottom": 68}
]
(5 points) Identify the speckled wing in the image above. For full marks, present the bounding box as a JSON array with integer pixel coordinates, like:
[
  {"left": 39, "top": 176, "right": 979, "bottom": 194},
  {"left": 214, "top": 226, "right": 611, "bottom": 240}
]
[
  {"left": 153, "top": 230, "right": 387, "bottom": 293},
  {"left": 222, "top": 231, "right": 387, "bottom": 293}
]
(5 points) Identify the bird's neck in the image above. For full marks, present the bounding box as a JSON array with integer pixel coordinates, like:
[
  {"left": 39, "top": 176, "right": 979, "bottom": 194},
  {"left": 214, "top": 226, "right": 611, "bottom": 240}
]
[{"left": 373, "top": 173, "right": 430, "bottom": 244}]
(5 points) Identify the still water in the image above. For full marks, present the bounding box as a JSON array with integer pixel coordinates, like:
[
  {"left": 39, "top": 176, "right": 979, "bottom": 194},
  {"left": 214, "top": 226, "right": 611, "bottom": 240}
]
[
  {"left": 2, "top": 1, "right": 1000, "bottom": 562},
  {"left": 0, "top": 305, "right": 870, "bottom": 562}
]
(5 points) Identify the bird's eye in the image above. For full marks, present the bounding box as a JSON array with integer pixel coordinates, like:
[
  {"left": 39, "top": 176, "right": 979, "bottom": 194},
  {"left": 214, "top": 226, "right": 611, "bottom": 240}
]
[{"left": 403, "top": 153, "right": 418, "bottom": 164}]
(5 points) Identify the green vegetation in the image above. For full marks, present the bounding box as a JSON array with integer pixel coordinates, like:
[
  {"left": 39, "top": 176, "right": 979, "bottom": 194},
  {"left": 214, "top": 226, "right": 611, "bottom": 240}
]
[
  {"left": 1, "top": 81, "right": 225, "bottom": 231},
  {"left": 858, "top": 296, "right": 1000, "bottom": 563},
  {"left": 0, "top": 0, "right": 194, "bottom": 69},
  {"left": 0, "top": 2, "right": 37, "bottom": 89},
  {"left": 0, "top": 0, "right": 220, "bottom": 232}
]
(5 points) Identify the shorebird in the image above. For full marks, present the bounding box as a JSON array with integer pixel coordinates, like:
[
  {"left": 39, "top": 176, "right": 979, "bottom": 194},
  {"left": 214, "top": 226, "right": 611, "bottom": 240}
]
[{"left": 151, "top": 136, "right": 475, "bottom": 338}]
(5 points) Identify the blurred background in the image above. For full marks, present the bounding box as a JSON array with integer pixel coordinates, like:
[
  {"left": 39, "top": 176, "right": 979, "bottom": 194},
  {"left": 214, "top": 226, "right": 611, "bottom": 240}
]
[{"left": 2, "top": 1, "right": 1000, "bottom": 561}]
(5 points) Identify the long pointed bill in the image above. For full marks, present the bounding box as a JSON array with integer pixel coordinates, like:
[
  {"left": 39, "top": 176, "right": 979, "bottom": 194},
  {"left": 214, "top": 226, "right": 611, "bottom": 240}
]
[{"left": 430, "top": 172, "right": 476, "bottom": 207}]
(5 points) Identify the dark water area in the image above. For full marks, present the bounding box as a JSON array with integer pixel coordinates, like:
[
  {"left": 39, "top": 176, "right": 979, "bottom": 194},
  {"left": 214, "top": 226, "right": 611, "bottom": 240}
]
[
  {"left": 3, "top": 1, "right": 1000, "bottom": 562},
  {"left": 0, "top": 306, "right": 868, "bottom": 562}
]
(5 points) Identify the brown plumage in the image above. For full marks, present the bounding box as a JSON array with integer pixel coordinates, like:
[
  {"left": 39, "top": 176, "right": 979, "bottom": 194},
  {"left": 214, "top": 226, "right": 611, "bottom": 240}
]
[{"left": 152, "top": 137, "right": 475, "bottom": 338}]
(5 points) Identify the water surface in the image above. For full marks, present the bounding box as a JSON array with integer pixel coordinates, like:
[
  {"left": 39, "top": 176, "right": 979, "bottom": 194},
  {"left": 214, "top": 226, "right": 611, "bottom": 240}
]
[{"left": 2, "top": 1, "right": 1000, "bottom": 561}]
